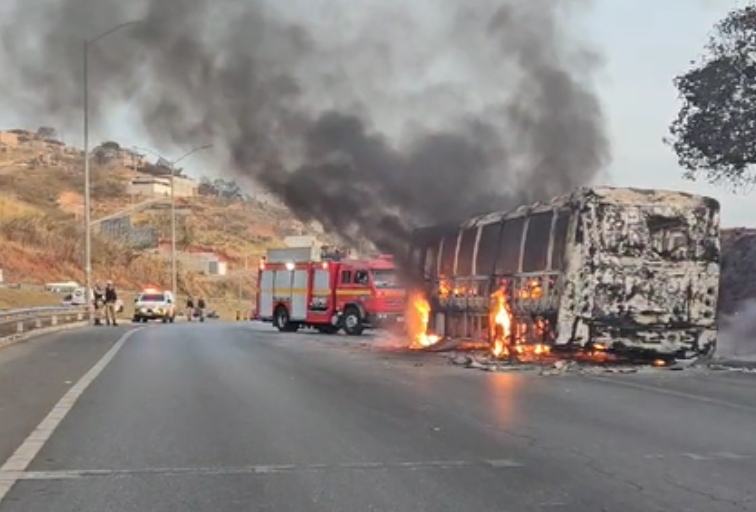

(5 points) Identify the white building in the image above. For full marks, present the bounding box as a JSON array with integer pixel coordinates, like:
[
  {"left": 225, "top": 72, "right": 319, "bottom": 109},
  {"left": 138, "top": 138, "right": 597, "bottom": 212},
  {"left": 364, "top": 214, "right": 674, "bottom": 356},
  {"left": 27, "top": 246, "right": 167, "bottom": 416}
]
[{"left": 128, "top": 174, "right": 198, "bottom": 198}]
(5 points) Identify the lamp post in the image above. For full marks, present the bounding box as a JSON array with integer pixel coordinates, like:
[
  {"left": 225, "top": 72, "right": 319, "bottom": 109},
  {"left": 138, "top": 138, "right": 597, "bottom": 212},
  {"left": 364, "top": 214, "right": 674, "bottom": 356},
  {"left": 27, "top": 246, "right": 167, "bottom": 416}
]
[
  {"left": 132, "top": 144, "right": 212, "bottom": 298},
  {"left": 83, "top": 20, "right": 141, "bottom": 322},
  {"left": 237, "top": 253, "right": 249, "bottom": 320}
]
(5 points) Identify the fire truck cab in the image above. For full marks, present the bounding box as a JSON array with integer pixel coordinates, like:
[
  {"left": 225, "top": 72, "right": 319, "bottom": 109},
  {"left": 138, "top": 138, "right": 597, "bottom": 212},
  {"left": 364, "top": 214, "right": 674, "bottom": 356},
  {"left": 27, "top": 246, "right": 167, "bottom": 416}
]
[{"left": 255, "top": 246, "right": 406, "bottom": 335}]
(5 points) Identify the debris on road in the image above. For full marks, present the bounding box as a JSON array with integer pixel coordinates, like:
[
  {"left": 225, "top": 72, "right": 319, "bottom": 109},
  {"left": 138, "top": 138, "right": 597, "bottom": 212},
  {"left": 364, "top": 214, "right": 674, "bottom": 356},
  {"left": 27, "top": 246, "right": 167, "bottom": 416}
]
[{"left": 446, "top": 350, "right": 674, "bottom": 376}]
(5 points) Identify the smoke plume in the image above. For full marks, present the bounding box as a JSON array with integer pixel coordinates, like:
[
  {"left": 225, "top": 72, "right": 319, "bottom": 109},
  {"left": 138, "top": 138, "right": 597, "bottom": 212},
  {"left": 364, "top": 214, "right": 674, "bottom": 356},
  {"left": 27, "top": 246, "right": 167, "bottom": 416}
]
[
  {"left": 0, "top": 0, "right": 609, "bottom": 256},
  {"left": 717, "top": 301, "right": 756, "bottom": 361}
]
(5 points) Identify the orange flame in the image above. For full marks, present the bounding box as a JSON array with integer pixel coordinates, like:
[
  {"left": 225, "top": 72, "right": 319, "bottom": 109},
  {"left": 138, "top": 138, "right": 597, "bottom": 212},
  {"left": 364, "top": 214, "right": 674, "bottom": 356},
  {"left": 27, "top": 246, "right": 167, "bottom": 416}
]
[
  {"left": 491, "top": 288, "right": 512, "bottom": 357},
  {"left": 490, "top": 285, "right": 551, "bottom": 358},
  {"left": 406, "top": 291, "right": 440, "bottom": 349}
]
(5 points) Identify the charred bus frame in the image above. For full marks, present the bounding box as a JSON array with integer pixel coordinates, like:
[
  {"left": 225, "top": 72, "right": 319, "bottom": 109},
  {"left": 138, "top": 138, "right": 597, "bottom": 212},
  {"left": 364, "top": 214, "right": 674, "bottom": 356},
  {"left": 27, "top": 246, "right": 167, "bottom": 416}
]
[{"left": 408, "top": 186, "right": 721, "bottom": 359}]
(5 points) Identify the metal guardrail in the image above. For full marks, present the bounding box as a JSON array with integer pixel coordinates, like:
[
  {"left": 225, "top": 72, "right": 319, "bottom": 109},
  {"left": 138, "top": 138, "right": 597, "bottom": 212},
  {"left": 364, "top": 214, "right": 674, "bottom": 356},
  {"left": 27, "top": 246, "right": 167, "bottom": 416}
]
[{"left": 0, "top": 306, "right": 89, "bottom": 340}]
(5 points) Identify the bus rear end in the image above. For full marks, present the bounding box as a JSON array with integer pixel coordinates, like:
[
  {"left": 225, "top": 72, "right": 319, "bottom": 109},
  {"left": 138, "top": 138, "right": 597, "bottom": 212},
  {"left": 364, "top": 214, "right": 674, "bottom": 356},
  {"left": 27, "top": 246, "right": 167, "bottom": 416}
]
[{"left": 569, "top": 189, "right": 720, "bottom": 359}]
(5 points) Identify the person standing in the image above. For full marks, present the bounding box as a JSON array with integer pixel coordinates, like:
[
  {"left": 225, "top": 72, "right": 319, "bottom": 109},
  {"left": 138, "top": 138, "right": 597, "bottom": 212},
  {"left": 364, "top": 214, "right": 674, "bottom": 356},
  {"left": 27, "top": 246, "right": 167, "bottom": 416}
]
[
  {"left": 185, "top": 296, "right": 195, "bottom": 322},
  {"left": 197, "top": 297, "right": 206, "bottom": 322},
  {"left": 104, "top": 280, "right": 119, "bottom": 327},
  {"left": 93, "top": 282, "right": 104, "bottom": 326}
]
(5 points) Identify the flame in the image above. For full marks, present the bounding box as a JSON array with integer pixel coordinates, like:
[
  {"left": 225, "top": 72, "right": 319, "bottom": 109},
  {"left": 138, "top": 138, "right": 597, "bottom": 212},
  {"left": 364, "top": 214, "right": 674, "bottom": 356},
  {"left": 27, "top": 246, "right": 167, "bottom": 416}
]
[
  {"left": 438, "top": 280, "right": 452, "bottom": 299},
  {"left": 437, "top": 279, "right": 475, "bottom": 299},
  {"left": 490, "top": 288, "right": 513, "bottom": 358},
  {"left": 406, "top": 291, "right": 440, "bottom": 349},
  {"left": 490, "top": 285, "right": 552, "bottom": 359},
  {"left": 519, "top": 278, "right": 543, "bottom": 299}
]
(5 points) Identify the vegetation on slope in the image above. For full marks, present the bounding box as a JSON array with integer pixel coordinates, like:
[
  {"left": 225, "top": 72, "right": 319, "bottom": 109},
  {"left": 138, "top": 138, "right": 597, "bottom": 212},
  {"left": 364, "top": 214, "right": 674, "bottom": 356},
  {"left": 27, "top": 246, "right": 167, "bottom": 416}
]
[{"left": 0, "top": 142, "right": 324, "bottom": 305}]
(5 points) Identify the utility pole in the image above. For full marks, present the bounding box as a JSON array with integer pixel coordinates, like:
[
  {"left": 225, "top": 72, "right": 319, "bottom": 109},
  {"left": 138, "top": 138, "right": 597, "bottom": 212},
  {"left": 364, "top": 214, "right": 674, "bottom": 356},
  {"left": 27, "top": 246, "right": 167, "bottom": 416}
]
[
  {"left": 132, "top": 144, "right": 212, "bottom": 299},
  {"left": 237, "top": 254, "right": 248, "bottom": 319},
  {"left": 82, "top": 20, "right": 141, "bottom": 322},
  {"left": 170, "top": 161, "right": 177, "bottom": 299}
]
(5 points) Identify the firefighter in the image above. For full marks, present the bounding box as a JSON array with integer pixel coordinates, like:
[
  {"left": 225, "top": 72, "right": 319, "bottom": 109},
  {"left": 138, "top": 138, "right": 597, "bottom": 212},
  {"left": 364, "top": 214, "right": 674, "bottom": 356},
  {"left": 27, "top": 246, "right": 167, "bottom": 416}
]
[
  {"left": 186, "top": 296, "right": 195, "bottom": 322},
  {"left": 92, "top": 282, "right": 104, "bottom": 326},
  {"left": 197, "top": 297, "right": 206, "bottom": 322},
  {"left": 103, "top": 280, "right": 119, "bottom": 326}
]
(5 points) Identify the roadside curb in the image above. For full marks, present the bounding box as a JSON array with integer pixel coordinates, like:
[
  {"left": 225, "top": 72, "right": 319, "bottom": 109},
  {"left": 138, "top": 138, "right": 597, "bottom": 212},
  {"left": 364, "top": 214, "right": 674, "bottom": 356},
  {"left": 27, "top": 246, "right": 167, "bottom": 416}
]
[{"left": 0, "top": 321, "right": 88, "bottom": 350}]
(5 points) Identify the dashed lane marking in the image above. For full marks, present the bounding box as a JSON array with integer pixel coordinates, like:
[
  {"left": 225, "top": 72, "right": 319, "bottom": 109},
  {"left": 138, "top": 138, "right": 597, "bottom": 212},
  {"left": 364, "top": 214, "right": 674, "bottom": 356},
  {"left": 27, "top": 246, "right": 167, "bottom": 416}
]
[{"left": 0, "top": 328, "right": 142, "bottom": 503}]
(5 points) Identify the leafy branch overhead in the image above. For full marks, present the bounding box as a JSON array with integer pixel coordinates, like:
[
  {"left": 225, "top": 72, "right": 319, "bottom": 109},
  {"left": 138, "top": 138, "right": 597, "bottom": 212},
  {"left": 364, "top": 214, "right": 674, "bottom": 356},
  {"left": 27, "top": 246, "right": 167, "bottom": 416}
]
[{"left": 667, "top": 4, "right": 756, "bottom": 187}]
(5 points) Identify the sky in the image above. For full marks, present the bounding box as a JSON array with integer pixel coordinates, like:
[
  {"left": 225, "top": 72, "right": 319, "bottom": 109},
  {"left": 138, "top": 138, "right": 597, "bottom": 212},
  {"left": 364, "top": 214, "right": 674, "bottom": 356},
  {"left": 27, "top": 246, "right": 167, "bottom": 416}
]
[
  {"left": 0, "top": 0, "right": 752, "bottom": 227},
  {"left": 589, "top": 0, "right": 750, "bottom": 227}
]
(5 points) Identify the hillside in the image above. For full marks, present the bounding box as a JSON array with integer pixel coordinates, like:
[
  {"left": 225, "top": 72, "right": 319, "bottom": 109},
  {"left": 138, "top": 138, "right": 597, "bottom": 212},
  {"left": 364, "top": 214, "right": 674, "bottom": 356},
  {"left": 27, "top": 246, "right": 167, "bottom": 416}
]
[
  {"left": 720, "top": 228, "right": 756, "bottom": 314},
  {"left": 0, "top": 135, "right": 328, "bottom": 307}
]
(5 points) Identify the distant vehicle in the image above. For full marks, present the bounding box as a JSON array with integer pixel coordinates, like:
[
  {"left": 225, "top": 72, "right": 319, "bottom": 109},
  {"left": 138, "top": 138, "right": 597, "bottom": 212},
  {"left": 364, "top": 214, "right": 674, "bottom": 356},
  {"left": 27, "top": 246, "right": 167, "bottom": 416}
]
[
  {"left": 61, "top": 287, "right": 122, "bottom": 312},
  {"left": 192, "top": 309, "right": 219, "bottom": 320},
  {"left": 45, "top": 281, "right": 80, "bottom": 293},
  {"left": 132, "top": 288, "right": 176, "bottom": 323},
  {"left": 255, "top": 246, "right": 406, "bottom": 335}
]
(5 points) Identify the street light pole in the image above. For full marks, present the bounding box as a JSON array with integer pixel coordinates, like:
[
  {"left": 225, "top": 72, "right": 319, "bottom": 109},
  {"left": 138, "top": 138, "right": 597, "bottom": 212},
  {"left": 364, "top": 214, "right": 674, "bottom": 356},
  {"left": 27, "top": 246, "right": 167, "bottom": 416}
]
[
  {"left": 133, "top": 144, "right": 212, "bottom": 299},
  {"left": 83, "top": 41, "right": 91, "bottom": 314},
  {"left": 170, "top": 161, "right": 177, "bottom": 299},
  {"left": 83, "top": 20, "right": 141, "bottom": 323},
  {"left": 238, "top": 254, "right": 248, "bottom": 318}
]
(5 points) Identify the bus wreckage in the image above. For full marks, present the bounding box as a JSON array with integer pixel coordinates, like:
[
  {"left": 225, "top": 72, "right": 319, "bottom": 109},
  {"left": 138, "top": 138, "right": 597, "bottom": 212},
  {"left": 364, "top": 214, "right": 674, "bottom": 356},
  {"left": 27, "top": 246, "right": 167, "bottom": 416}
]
[{"left": 406, "top": 186, "right": 721, "bottom": 361}]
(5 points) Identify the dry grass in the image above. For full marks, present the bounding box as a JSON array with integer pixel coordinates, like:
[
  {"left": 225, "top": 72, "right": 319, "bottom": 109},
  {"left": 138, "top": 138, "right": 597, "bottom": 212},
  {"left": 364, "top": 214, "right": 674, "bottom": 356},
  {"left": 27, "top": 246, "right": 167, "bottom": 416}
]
[
  {"left": 0, "top": 288, "right": 61, "bottom": 309},
  {"left": 0, "top": 146, "right": 325, "bottom": 308}
]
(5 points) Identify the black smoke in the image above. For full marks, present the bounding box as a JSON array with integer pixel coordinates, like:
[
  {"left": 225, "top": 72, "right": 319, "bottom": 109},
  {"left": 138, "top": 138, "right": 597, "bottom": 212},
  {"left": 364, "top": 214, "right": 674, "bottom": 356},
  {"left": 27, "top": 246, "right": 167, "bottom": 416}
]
[{"left": 0, "top": 0, "right": 610, "bottom": 257}]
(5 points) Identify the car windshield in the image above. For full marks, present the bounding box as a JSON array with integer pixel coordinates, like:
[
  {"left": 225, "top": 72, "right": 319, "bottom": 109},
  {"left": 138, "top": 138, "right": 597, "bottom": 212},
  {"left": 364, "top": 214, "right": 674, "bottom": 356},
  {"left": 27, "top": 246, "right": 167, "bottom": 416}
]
[
  {"left": 139, "top": 293, "right": 165, "bottom": 302},
  {"left": 371, "top": 269, "right": 400, "bottom": 289}
]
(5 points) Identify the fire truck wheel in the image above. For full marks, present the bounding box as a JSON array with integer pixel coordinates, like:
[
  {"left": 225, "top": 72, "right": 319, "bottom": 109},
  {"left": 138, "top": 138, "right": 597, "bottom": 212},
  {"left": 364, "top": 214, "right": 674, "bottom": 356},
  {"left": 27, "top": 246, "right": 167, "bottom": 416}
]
[
  {"left": 342, "top": 307, "right": 364, "bottom": 336},
  {"left": 274, "top": 306, "right": 297, "bottom": 332}
]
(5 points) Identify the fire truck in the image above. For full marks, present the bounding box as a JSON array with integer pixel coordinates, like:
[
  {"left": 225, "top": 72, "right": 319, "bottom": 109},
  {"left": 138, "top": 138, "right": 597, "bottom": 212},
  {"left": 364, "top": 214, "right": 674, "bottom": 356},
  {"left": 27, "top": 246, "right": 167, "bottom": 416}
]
[{"left": 254, "top": 246, "right": 406, "bottom": 335}]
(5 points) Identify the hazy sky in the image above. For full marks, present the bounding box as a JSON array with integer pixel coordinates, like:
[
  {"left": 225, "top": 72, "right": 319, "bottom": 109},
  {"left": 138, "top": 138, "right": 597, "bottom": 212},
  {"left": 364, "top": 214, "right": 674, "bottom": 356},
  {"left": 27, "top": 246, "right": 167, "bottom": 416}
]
[{"left": 0, "top": 1, "right": 751, "bottom": 227}]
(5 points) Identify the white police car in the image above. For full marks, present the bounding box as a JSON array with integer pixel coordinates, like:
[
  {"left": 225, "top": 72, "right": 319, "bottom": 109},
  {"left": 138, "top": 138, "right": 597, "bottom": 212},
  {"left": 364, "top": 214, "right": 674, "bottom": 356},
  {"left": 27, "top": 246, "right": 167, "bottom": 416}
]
[{"left": 132, "top": 288, "right": 176, "bottom": 323}]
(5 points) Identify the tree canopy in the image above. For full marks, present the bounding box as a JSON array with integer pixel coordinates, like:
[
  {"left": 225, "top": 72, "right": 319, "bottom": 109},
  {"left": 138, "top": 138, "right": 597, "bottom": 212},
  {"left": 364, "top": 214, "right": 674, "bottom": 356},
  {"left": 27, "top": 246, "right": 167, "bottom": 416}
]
[{"left": 667, "top": 4, "right": 756, "bottom": 188}]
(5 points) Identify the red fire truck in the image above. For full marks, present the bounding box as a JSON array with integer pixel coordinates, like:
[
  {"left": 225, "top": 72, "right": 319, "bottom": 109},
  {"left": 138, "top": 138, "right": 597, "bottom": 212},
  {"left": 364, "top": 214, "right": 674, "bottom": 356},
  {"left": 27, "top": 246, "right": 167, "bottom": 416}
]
[{"left": 254, "top": 246, "right": 406, "bottom": 335}]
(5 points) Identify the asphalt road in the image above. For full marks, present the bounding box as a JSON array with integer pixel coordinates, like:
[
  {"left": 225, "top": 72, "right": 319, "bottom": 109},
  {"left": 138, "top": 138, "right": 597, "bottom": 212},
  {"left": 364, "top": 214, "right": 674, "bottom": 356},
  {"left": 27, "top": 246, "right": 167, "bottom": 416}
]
[{"left": 0, "top": 323, "right": 754, "bottom": 511}]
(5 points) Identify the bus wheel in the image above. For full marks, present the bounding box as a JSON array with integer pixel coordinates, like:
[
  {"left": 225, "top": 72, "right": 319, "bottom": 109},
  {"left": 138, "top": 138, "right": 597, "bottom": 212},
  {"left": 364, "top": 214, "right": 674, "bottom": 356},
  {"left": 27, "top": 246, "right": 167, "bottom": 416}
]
[{"left": 343, "top": 307, "right": 364, "bottom": 336}]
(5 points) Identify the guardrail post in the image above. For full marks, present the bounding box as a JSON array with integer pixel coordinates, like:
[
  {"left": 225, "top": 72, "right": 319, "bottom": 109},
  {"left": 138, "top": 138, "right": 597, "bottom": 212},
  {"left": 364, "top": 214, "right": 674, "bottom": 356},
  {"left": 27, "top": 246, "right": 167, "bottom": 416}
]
[
  {"left": 16, "top": 321, "right": 23, "bottom": 333},
  {"left": 51, "top": 315, "right": 58, "bottom": 326},
  {"left": 34, "top": 318, "right": 42, "bottom": 329}
]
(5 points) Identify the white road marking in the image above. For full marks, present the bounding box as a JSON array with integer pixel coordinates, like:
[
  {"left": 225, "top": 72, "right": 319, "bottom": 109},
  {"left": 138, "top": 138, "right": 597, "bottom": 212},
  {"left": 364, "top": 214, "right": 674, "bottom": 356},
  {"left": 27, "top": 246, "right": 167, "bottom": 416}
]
[
  {"left": 645, "top": 452, "right": 753, "bottom": 462},
  {"left": 0, "top": 459, "right": 523, "bottom": 480},
  {"left": 683, "top": 453, "right": 714, "bottom": 461},
  {"left": 0, "top": 328, "right": 141, "bottom": 502}
]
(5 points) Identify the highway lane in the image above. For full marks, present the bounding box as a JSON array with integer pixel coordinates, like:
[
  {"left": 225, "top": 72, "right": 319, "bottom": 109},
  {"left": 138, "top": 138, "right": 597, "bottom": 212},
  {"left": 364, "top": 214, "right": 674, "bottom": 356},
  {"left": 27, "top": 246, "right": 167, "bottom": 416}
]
[
  {"left": 0, "top": 323, "right": 754, "bottom": 511},
  {"left": 0, "top": 326, "right": 134, "bottom": 465}
]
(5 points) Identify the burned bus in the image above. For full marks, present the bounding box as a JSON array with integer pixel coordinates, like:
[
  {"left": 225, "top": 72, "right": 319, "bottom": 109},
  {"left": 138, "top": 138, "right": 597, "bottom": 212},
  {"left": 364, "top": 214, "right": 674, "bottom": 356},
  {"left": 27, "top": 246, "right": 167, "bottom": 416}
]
[{"left": 407, "top": 186, "right": 721, "bottom": 360}]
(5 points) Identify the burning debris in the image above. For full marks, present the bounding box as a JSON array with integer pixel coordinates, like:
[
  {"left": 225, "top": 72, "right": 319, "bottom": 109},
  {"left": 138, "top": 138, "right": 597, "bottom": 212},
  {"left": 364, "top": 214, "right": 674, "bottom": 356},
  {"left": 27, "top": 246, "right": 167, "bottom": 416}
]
[
  {"left": 446, "top": 350, "right": 685, "bottom": 376},
  {"left": 406, "top": 291, "right": 440, "bottom": 349}
]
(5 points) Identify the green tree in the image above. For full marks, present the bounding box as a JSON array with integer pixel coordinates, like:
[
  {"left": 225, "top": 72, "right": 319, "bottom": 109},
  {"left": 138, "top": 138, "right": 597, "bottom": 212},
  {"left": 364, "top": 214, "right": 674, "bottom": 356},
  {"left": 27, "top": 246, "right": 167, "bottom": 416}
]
[
  {"left": 36, "top": 126, "right": 58, "bottom": 140},
  {"left": 666, "top": 4, "right": 756, "bottom": 188}
]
